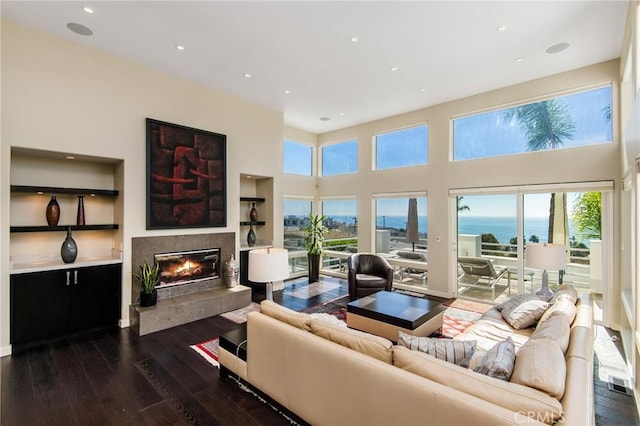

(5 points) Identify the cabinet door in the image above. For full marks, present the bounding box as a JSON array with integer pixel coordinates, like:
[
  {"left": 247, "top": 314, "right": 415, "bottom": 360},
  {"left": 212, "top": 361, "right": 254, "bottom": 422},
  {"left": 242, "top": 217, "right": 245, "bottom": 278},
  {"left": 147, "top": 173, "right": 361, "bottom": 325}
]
[
  {"left": 72, "top": 264, "right": 122, "bottom": 331},
  {"left": 10, "top": 270, "right": 72, "bottom": 345}
]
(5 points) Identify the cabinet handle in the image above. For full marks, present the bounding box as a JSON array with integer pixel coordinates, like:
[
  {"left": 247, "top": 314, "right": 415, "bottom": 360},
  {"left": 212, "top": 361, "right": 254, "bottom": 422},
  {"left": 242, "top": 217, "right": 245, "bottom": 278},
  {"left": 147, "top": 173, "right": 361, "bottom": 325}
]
[
  {"left": 66, "top": 271, "right": 70, "bottom": 286},
  {"left": 74, "top": 270, "right": 78, "bottom": 285}
]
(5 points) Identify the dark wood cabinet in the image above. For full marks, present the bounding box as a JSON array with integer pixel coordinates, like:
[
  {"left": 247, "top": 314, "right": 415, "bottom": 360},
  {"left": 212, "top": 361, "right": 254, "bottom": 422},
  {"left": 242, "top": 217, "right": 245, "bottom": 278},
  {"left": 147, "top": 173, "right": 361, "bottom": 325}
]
[{"left": 10, "top": 263, "right": 122, "bottom": 350}]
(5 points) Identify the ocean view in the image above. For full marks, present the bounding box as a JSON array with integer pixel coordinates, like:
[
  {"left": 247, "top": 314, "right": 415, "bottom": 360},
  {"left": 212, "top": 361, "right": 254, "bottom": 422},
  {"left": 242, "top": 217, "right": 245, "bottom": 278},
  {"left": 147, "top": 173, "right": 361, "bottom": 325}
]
[{"left": 321, "top": 215, "right": 579, "bottom": 245}]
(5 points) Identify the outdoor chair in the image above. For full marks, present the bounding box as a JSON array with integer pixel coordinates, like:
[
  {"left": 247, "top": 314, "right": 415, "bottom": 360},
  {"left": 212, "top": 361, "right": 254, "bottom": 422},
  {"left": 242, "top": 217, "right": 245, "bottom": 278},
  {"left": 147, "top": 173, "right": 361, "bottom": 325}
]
[{"left": 457, "top": 256, "right": 508, "bottom": 299}]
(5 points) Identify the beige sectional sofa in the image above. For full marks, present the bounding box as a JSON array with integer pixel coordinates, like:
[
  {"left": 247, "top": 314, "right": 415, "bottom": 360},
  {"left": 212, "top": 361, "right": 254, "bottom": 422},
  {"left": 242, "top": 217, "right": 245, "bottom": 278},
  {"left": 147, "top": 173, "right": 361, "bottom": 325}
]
[{"left": 219, "top": 291, "right": 593, "bottom": 426}]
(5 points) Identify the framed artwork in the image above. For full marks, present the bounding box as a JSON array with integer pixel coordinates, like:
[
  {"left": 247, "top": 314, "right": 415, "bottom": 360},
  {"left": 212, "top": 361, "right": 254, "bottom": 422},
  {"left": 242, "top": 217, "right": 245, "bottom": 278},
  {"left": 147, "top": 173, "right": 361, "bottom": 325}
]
[{"left": 146, "top": 118, "right": 226, "bottom": 229}]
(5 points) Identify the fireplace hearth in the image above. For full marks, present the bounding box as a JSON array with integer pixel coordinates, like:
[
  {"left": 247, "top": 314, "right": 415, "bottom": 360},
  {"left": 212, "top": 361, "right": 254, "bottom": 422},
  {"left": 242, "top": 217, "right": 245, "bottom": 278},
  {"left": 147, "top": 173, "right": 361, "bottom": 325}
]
[{"left": 154, "top": 248, "right": 220, "bottom": 289}]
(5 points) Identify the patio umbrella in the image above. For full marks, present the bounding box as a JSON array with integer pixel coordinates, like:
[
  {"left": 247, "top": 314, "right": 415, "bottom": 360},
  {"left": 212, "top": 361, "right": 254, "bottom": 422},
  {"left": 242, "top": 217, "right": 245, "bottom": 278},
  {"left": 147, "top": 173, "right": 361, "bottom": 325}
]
[{"left": 406, "top": 198, "right": 419, "bottom": 251}]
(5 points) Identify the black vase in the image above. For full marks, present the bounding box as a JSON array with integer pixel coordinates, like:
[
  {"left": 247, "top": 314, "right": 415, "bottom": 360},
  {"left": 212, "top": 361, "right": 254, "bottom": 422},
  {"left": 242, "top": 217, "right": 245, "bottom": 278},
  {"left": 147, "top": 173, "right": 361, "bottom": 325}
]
[
  {"left": 249, "top": 202, "right": 258, "bottom": 222},
  {"left": 247, "top": 224, "right": 256, "bottom": 247},
  {"left": 140, "top": 290, "right": 157, "bottom": 307},
  {"left": 308, "top": 253, "right": 320, "bottom": 283},
  {"left": 46, "top": 196, "right": 60, "bottom": 226},
  {"left": 61, "top": 226, "right": 78, "bottom": 263},
  {"left": 76, "top": 195, "right": 85, "bottom": 226}
]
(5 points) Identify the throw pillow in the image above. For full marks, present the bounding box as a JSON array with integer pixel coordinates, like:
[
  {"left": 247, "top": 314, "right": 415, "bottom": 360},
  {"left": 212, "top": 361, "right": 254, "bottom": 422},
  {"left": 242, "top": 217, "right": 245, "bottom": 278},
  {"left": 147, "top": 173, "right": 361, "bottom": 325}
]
[
  {"left": 473, "top": 336, "right": 516, "bottom": 381},
  {"left": 549, "top": 284, "right": 579, "bottom": 305},
  {"left": 397, "top": 331, "right": 476, "bottom": 366},
  {"left": 500, "top": 295, "right": 549, "bottom": 329},
  {"left": 538, "top": 297, "right": 577, "bottom": 326}
]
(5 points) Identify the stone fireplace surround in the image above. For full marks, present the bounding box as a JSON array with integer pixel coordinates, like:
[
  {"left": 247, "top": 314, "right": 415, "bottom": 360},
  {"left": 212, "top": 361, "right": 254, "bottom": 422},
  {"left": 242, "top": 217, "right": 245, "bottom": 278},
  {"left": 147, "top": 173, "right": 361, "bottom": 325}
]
[{"left": 130, "top": 232, "right": 251, "bottom": 335}]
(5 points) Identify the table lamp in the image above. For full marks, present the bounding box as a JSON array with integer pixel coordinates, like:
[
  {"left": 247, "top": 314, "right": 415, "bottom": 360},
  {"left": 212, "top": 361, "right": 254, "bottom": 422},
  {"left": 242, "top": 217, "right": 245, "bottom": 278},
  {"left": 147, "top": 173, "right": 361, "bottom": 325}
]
[
  {"left": 248, "top": 247, "right": 290, "bottom": 300},
  {"left": 525, "top": 243, "right": 567, "bottom": 299}
]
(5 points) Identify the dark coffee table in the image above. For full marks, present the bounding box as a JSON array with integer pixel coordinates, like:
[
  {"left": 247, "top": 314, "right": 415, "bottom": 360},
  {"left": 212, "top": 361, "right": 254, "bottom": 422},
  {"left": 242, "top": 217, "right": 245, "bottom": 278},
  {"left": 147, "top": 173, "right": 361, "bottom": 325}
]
[{"left": 346, "top": 291, "right": 445, "bottom": 341}]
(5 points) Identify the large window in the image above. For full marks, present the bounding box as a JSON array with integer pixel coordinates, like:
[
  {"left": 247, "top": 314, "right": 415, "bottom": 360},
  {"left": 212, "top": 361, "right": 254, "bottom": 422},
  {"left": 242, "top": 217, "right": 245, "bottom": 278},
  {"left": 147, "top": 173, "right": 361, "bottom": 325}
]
[
  {"left": 321, "top": 198, "right": 358, "bottom": 251},
  {"left": 321, "top": 139, "right": 358, "bottom": 176},
  {"left": 375, "top": 196, "right": 428, "bottom": 255},
  {"left": 453, "top": 86, "right": 613, "bottom": 161},
  {"left": 284, "top": 139, "right": 312, "bottom": 176},
  {"left": 283, "top": 198, "right": 313, "bottom": 251},
  {"left": 454, "top": 186, "right": 609, "bottom": 303},
  {"left": 375, "top": 124, "right": 428, "bottom": 170}
]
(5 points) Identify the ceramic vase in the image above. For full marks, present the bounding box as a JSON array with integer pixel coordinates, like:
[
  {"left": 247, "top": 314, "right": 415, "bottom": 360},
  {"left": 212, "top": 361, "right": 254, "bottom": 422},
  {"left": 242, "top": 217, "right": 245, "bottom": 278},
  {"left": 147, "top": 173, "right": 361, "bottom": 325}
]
[
  {"left": 76, "top": 195, "right": 86, "bottom": 226},
  {"left": 46, "top": 195, "right": 60, "bottom": 226},
  {"left": 249, "top": 202, "right": 258, "bottom": 222},
  {"left": 247, "top": 224, "right": 256, "bottom": 247},
  {"left": 61, "top": 226, "right": 78, "bottom": 263},
  {"left": 223, "top": 255, "right": 239, "bottom": 288}
]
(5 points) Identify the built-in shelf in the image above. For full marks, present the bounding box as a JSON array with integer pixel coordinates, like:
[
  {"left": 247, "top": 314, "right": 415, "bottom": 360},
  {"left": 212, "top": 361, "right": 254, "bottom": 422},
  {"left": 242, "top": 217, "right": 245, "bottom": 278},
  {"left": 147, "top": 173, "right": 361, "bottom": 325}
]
[
  {"left": 10, "top": 225, "right": 119, "bottom": 233},
  {"left": 239, "top": 221, "right": 266, "bottom": 226},
  {"left": 240, "top": 197, "right": 265, "bottom": 203},
  {"left": 11, "top": 185, "right": 119, "bottom": 197}
]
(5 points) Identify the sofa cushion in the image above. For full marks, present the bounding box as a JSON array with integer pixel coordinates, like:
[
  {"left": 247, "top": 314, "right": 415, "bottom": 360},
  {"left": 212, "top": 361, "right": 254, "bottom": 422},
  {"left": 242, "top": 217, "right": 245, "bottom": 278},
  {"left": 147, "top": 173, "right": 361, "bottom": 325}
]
[
  {"left": 499, "top": 295, "right": 549, "bottom": 329},
  {"left": 393, "top": 345, "right": 563, "bottom": 422},
  {"left": 397, "top": 331, "right": 476, "bottom": 366},
  {"left": 539, "top": 297, "right": 577, "bottom": 325},
  {"left": 511, "top": 337, "right": 566, "bottom": 400},
  {"left": 549, "top": 284, "right": 578, "bottom": 305},
  {"left": 309, "top": 319, "right": 393, "bottom": 364},
  {"left": 473, "top": 337, "right": 516, "bottom": 381},
  {"left": 260, "top": 300, "right": 312, "bottom": 331},
  {"left": 530, "top": 313, "right": 570, "bottom": 353}
]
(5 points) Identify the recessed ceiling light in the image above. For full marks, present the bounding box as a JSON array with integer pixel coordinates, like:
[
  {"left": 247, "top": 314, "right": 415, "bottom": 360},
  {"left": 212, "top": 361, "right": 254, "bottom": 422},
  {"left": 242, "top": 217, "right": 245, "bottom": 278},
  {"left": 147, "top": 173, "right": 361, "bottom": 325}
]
[
  {"left": 66, "top": 156, "right": 76, "bottom": 160},
  {"left": 514, "top": 57, "right": 524, "bottom": 63},
  {"left": 497, "top": 25, "right": 507, "bottom": 32},
  {"left": 546, "top": 42, "right": 570, "bottom": 54},
  {"left": 66, "top": 22, "right": 93, "bottom": 36},
  {"left": 36, "top": 191, "right": 44, "bottom": 195},
  {"left": 420, "top": 88, "right": 425, "bottom": 92},
  {"left": 83, "top": 6, "right": 94, "bottom": 14},
  {"left": 320, "top": 117, "right": 330, "bottom": 121},
  {"left": 284, "top": 90, "right": 291, "bottom": 94},
  {"left": 176, "top": 45, "right": 185, "bottom": 51},
  {"left": 244, "top": 73, "right": 251, "bottom": 78},
  {"left": 246, "top": 175, "right": 252, "bottom": 179},
  {"left": 339, "top": 112, "right": 345, "bottom": 116},
  {"left": 391, "top": 66, "right": 399, "bottom": 71},
  {"left": 350, "top": 35, "right": 360, "bottom": 43}
]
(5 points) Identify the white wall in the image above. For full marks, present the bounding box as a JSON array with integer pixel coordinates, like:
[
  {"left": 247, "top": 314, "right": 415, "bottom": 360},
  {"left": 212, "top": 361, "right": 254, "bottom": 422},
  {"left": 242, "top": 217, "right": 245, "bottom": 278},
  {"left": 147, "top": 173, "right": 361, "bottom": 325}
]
[
  {"left": 317, "top": 60, "right": 621, "bottom": 297},
  {"left": 0, "top": 21, "right": 285, "bottom": 352}
]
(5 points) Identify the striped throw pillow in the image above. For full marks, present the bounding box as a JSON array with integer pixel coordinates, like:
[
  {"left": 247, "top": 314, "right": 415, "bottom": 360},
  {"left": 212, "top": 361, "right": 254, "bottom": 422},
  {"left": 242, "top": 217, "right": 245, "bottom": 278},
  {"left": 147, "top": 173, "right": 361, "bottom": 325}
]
[
  {"left": 397, "top": 331, "right": 476, "bottom": 366},
  {"left": 473, "top": 336, "right": 516, "bottom": 381}
]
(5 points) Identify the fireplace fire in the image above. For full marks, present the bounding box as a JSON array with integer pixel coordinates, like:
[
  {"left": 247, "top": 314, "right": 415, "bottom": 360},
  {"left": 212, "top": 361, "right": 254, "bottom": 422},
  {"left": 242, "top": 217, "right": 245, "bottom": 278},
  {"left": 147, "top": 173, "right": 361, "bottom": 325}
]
[{"left": 154, "top": 248, "right": 220, "bottom": 288}]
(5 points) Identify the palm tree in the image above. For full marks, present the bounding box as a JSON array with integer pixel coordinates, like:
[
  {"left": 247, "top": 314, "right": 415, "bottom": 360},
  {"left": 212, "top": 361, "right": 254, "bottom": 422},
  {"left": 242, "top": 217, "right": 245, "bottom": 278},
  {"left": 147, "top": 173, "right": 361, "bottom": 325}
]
[
  {"left": 504, "top": 100, "right": 575, "bottom": 243},
  {"left": 457, "top": 196, "right": 470, "bottom": 212},
  {"left": 572, "top": 192, "right": 601, "bottom": 240}
]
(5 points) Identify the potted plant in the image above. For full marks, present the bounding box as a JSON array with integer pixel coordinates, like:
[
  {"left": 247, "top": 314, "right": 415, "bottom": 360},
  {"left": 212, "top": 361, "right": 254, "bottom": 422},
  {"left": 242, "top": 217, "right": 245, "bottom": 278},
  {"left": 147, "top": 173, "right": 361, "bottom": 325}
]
[
  {"left": 302, "top": 213, "right": 328, "bottom": 283},
  {"left": 135, "top": 261, "right": 160, "bottom": 307}
]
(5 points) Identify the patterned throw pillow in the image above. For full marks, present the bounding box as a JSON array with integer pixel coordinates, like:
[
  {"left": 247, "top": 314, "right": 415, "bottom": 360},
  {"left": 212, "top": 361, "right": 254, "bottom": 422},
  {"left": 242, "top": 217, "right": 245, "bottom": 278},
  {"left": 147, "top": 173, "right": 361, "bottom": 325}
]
[
  {"left": 499, "top": 294, "right": 549, "bottom": 329},
  {"left": 473, "top": 336, "right": 516, "bottom": 381},
  {"left": 397, "top": 331, "right": 476, "bottom": 366}
]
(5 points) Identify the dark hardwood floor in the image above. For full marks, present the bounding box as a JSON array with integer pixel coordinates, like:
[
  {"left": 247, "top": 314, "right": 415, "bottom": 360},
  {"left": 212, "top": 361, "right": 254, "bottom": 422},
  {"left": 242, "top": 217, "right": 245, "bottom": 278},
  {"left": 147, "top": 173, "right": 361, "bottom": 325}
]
[{"left": 1, "top": 276, "right": 638, "bottom": 425}]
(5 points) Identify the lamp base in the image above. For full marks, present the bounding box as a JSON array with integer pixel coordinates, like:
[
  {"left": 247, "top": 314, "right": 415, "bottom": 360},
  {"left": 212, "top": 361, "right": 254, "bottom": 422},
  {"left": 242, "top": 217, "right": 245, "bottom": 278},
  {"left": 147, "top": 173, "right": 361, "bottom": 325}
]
[
  {"left": 535, "top": 271, "right": 554, "bottom": 300},
  {"left": 266, "top": 282, "right": 273, "bottom": 301}
]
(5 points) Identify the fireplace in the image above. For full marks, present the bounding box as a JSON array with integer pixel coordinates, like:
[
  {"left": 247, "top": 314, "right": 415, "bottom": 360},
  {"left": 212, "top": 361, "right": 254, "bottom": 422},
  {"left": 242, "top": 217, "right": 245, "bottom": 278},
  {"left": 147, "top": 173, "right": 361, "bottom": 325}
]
[{"left": 154, "top": 248, "right": 220, "bottom": 289}]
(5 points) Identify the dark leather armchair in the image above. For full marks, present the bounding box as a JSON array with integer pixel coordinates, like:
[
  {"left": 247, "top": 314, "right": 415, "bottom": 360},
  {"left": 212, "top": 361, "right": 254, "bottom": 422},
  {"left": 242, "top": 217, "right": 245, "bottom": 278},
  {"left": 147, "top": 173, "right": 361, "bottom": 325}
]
[{"left": 347, "top": 253, "right": 394, "bottom": 301}]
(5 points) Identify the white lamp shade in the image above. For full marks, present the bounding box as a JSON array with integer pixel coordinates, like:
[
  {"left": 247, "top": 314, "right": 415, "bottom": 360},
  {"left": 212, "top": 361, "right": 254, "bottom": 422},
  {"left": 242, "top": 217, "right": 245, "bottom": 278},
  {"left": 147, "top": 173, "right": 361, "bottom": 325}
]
[
  {"left": 525, "top": 243, "right": 567, "bottom": 270},
  {"left": 248, "top": 248, "right": 290, "bottom": 283}
]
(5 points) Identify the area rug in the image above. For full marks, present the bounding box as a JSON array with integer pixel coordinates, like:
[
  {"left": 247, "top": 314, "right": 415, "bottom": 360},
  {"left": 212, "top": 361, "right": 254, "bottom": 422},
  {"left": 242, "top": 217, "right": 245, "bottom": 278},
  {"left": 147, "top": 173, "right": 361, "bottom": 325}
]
[
  {"left": 190, "top": 337, "right": 220, "bottom": 368},
  {"left": 288, "top": 281, "right": 341, "bottom": 299},
  {"left": 302, "top": 295, "right": 349, "bottom": 320},
  {"left": 443, "top": 298, "right": 493, "bottom": 314},
  {"left": 220, "top": 302, "right": 260, "bottom": 324}
]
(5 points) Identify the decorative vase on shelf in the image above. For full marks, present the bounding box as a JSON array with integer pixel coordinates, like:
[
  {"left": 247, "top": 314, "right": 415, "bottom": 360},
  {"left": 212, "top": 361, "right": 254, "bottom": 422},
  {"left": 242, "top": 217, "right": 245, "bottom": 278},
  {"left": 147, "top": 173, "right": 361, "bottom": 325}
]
[
  {"left": 76, "top": 195, "right": 86, "bottom": 226},
  {"left": 46, "top": 195, "right": 60, "bottom": 226},
  {"left": 61, "top": 226, "right": 78, "bottom": 263},
  {"left": 223, "top": 255, "right": 239, "bottom": 288},
  {"left": 249, "top": 202, "right": 258, "bottom": 222},
  {"left": 247, "top": 224, "right": 257, "bottom": 247}
]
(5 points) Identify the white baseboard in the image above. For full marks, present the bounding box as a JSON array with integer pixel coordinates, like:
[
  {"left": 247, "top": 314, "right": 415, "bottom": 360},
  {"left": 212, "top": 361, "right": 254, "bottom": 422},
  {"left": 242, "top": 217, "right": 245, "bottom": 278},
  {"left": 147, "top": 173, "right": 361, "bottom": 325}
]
[
  {"left": 119, "top": 318, "right": 130, "bottom": 328},
  {"left": 0, "top": 345, "right": 12, "bottom": 357}
]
